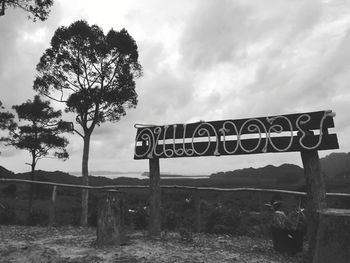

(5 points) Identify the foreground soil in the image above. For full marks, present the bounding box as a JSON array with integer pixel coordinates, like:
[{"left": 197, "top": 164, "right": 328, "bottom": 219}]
[{"left": 0, "top": 226, "right": 303, "bottom": 263}]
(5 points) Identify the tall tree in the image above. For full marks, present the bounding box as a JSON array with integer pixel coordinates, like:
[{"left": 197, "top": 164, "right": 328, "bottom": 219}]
[
  {"left": 33, "top": 20, "right": 142, "bottom": 226},
  {"left": 10, "top": 95, "right": 70, "bottom": 216},
  {"left": 0, "top": 0, "right": 53, "bottom": 21}
]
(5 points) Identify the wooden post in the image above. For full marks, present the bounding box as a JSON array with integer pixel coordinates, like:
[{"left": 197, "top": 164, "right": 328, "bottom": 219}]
[
  {"left": 49, "top": 185, "right": 57, "bottom": 226},
  {"left": 313, "top": 209, "right": 350, "bottom": 263},
  {"left": 300, "top": 149, "right": 327, "bottom": 262},
  {"left": 194, "top": 190, "right": 201, "bottom": 233},
  {"left": 149, "top": 158, "right": 161, "bottom": 236},
  {"left": 96, "top": 191, "right": 125, "bottom": 247}
]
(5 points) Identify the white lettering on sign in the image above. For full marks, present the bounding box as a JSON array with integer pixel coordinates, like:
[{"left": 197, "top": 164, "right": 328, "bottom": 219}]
[{"left": 134, "top": 111, "right": 335, "bottom": 159}]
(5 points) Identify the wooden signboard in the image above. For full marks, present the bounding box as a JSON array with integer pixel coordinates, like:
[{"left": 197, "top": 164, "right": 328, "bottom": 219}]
[
  {"left": 134, "top": 110, "right": 339, "bottom": 262},
  {"left": 134, "top": 110, "right": 338, "bottom": 159}
]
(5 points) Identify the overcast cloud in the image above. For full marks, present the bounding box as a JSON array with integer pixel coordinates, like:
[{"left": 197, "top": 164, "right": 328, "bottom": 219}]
[{"left": 0, "top": 0, "right": 349, "bottom": 175}]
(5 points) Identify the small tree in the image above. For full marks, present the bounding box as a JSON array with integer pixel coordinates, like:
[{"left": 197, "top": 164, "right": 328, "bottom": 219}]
[
  {"left": 33, "top": 20, "right": 142, "bottom": 226},
  {"left": 0, "top": 0, "right": 53, "bottom": 21},
  {"left": 10, "top": 95, "right": 70, "bottom": 216}
]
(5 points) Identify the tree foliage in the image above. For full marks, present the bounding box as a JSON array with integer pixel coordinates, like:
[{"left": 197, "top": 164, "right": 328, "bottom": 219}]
[
  {"left": 10, "top": 95, "right": 70, "bottom": 164},
  {"left": 0, "top": 0, "right": 54, "bottom": 21},
  {"left": 34, "top": 20, "right": 142, "bottom": 136}
]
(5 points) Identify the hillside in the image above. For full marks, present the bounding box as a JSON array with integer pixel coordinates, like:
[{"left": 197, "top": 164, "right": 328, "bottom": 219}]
[
  {"left": 320, "top": 152, "right": 350, "bottom": 178},
  {"left": 0, "top": 165, "right": 15, "bottom": 178},
  {"left": 210, "top": 164, "right": 304, "bottom": 185},
  {"left": 1, "top": 152, "right": 349, "bottom": 188}
]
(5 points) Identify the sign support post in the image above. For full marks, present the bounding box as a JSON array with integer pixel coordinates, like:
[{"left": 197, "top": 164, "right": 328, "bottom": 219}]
[
  {"left": 300, "top": 148, "right": 327, "bottom": 262},
  {"left": 149, "top": 158, "right": 161, "bottom": 236}
]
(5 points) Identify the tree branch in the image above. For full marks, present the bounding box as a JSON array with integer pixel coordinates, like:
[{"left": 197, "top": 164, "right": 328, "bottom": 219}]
[{"left": 73, "top": 128, "right": 84, "bottom": 138}]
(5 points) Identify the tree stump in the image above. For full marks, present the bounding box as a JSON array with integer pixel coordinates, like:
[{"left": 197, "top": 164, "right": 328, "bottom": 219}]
[
  {"left": 313, "top": 208, "right": 350, "bottom": 263},
  {"left": 96, "top": 191, "right": 125, "bottom": 247}
]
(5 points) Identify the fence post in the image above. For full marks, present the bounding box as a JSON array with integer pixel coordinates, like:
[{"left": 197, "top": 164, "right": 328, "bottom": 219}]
[
  {"left": 149, "top": 158, "right": 161, "bottom": 236},
  {"left": 49, "top": 185, "right": 57, "bottom": 226},
  {"left": 300, "top": 149, "right": 326, "bottom": 262}
]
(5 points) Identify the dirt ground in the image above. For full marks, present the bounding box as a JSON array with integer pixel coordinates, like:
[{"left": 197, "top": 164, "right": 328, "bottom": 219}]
[{"left": 0, "top": 226, "right": 303, "bottom": 263}]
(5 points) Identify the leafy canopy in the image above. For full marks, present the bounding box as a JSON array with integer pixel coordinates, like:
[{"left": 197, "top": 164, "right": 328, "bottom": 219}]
[
  {"left": 34, "top": 20, "right": 142, "bottom": 136},
  {"left": 10, "top": 95, "right": 70, "bottom": 162},
  {"left": 0, "top": 0, "right": 54, "bottom": 21}
]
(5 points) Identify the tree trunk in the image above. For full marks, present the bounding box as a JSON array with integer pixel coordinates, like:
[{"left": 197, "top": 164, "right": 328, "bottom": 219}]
[
  {"left": 27, "top": 157, "right": 36, "bottom": 221},
  {"left": 96, "top": 191, "right": 126, "bottom": 247},
  {"left": 149, "top": 158, "right": 161, "bottom": 236},
  {"left": 49, "top": 185, "right": 57, "bottom": 226},
  {"left": 81, "top": 134, "right": 90, "bottom": 226},
  {"left": 300, "top": 149, "right": 327, "bottom": 263},
  {"left": 313, "top": 209, "right": 350, "bottom": 263}
]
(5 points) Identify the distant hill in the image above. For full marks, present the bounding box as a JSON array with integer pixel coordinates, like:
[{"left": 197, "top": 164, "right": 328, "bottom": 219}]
[
  {"left": 141, "top": 172, "right": 207, "bottom": 178},
  {"left": 209, "top": 152, "right": 350, "bottom": 185},
  {"left": 320, "top": 152, "right": 350, "bottom": 178},
  {"left": 0, "top": 167, "right": 147, "bottom": 186},
  {"left": 0, "top": 152, "right": 349, "bottom": 188},
  {"left": 0, "top": 166, "right": 15, "bottom": 178},
  {"left": 210, "top": 164, "right": 304, "bottom": 184},
  {"left": 14, "top": 170, "right": 120, "bottom": 186},
  {"left": 70, "top": 171, "right": 142, "bottom": 176}
]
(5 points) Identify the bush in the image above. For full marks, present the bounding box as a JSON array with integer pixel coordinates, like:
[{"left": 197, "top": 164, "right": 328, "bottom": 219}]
[
  {"left": 164, "top": 210, "right": 178, "bottom": 230},
  {"left": 0, "top": 207, "right": 16, "bottom": 225},
  {"left": 178, "top": 227, "right": 193, "bottom": 242},
  {"left": 88, "top": 209, "right": 98, "bottom": 227},
  {"left": 205, "top": 206, "right": 241, "bottom": 234},
  {"left": 212, "top": 224, "right": 231, "bottom": 234},
  {"left": 133, "top": 207, "right": 148, "bottom": 230},
  {"left": 236, "top": 211, "right": 271, "bottom": 237},
  {"left": 27, "top": 209, "right": 48, "bottom": 226},
  {"left": 2, "top": 184, "right": 17, "bottom": 197}
]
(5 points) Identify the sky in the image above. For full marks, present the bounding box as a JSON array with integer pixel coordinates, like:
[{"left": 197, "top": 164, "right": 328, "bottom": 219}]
[{"left": 0, "top": 0, "right": 349, "bottom": 176}]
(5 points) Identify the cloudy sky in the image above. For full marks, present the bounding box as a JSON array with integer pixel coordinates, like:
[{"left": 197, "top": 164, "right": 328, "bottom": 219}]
[{"left": 0, "top": 0, "right": 349, "bottom": 176}]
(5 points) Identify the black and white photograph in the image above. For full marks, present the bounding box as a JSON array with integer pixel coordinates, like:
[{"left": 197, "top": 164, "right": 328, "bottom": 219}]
[{"left": 1, "top": 0, "right": 350, "bottom": 262}]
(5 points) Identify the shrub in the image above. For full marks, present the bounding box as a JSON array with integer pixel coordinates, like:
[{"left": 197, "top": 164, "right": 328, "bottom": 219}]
[
  {"left": 164, "top": 210, "right": 178, "bottom": 230},
  {"left": 236, "top": 211, "right": 271, "bottom": 237},
  {"left": 27, "top": 209, "right": 48, "bottom": 226},
  {"left": 205, "top": 206, "right": 241, "bottom": 234},
  {"left": 88, "top": 210, "right": 98, "bottom": 227},
  {"left": 133, "top": 207, "right": 148, "bottom": 230},
  {"left": 212, "top": 224, "right": 231, "bottom": 234},
  {"left": 0, "top": 207, "right": 16, "bottom": 225},
  {"left": 2, "top": 184, "right": 17, "bottom": 197},
  {"left": 178, "top": 227, "right": 193, "bottom": 242}
]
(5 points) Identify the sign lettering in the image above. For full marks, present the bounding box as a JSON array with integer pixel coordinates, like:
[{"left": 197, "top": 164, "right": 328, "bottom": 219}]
[{"left": 134, "top": 110, "right": 339, "bottom": 159}]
